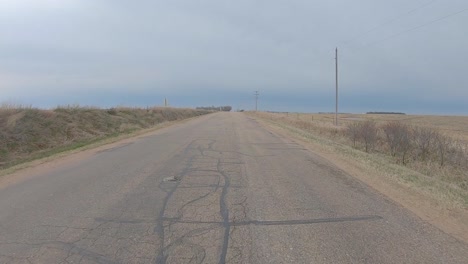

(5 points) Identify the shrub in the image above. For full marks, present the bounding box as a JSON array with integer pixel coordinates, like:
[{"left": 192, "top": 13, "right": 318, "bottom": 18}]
[
  {"left": 434, "top": 133, "right": 450, "bottom": 166},
  {"left": 382, "top": 121, "right": 412, "bottom": 164},
  {"left": 346, "top": 122, "right": 360, "bottom": 147},
  {"left": 358, "top": 120, "right": 378, "bottom": 152},
  {"left": 446, "top": 140, "right": 468, "bottom": 169},
  {"left": 412, "top": 126, "right": 436, "bottom": 161}
]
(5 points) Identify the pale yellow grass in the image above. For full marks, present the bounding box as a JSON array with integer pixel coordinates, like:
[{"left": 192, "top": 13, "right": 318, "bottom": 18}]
[{"left": 281, "top": 112, "right": 468, "bottom": 142}]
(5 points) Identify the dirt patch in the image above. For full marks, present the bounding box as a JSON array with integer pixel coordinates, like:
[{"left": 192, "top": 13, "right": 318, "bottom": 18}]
[{"left": 253, "top": 116, "right": 468, "bottom": 244}]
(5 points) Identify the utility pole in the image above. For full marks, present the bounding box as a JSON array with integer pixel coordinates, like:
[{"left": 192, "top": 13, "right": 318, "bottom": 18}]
[
  {"left": 335, "top": 47, "right": 339, "bottom": 126},
  {"left": 254, "top": 91, "right": 259, "bottom": 111},
  {"left": 164, "top": 98, "right": 168, "bottom": 107}
]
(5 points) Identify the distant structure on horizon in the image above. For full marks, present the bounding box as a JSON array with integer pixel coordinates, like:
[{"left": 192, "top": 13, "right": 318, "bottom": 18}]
[
  {"left": 366, "top": 112, "right": 406, "bottom": 115},
  {"left": 196, "top": 106, "right": 232, "bottom": 112}
]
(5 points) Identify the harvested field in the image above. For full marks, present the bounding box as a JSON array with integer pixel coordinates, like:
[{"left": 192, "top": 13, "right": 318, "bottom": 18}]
[{"left": 274, "top": 112, "right": 468, "bottom": 141}]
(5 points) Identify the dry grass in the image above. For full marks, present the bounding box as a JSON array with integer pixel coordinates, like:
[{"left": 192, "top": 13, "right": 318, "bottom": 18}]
[
  {"left": 0, "top": 106, "right": 211, "bottom": 169},
  {"left": 264, "top": 112, "right": 468, "bottom": 138},
  {"left": 250, "top": 111, "right": 468, "bottom": 208}
]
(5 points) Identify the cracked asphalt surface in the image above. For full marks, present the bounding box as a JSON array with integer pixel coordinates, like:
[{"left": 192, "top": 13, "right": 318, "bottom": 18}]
[{"left": 1, "top": 112, "right": 467, "bottom": 263}]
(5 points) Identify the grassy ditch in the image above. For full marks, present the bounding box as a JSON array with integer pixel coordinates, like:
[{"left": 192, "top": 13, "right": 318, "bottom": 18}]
[
  {"left": 250, "top": 112, "right": 468, "bottom": 208},
  {"left": 0, "top": 105, "right": 211, "bottom": 170}
]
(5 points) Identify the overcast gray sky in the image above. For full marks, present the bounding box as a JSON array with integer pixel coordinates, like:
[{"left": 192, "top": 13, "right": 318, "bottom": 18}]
[{"left": 1, "top": 0, "right": 467, "bottom": 114}]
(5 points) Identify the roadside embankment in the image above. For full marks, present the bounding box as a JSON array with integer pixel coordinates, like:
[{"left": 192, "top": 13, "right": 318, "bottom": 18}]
[{"left": 0, "top": 106, "right": 211, "bottom": 170}]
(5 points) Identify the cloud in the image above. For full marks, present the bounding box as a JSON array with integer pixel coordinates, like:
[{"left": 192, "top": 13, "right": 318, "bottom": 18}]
[{"left": 0, "top": 0, "right": 467, "bottom": 113}]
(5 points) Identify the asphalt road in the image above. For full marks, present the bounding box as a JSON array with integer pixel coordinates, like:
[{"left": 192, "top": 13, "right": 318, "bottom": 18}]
[{"left": 0, "top": 112, "right": 467, "bottom": 263}]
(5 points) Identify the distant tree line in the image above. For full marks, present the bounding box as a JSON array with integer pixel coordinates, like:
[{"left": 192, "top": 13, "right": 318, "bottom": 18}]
[
  {"left": 196, "top": 106, "right": 232, "bottom": 112},
  {"left": 366, "top": 112, "right": 406, "bottom": 115}
]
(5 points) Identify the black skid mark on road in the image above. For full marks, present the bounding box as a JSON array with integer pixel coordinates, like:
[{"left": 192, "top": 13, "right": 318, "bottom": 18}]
[
  {"left": 154, "top": 138, "right": 241, "bottom": 264},
  {"left": 153, "top": 135, "right": 290, "bottom": 264},
  {"left": 232, "top": 215, "right": 383, "bottom": 226},
  {"left": 95, "top": 215, "right": 382, "bottom": 227},
  {"left": 174, "top": 177, "right": 221, "bottom": 219},
  {"left": 217, "top": 158, "right": 231, "bottom": 264},
  {"left": 157, "top": 224, "right": 216, "bottom": 264},
  {"left": 155, "top": 139, "right": 204, "bottom": 264}
]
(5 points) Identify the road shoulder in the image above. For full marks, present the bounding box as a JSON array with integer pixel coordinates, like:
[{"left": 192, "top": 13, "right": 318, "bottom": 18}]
[{"left": 250, "top": 114, "right": 468, "bottom": 244}]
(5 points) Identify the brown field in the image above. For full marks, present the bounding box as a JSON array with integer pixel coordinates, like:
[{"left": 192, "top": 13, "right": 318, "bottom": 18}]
[{"left": 269, "top": 112, "right": 468, "bottom": 142}]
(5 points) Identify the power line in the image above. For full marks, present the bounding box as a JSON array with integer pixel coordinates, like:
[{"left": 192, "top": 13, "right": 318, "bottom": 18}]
[
  {"left": 335, "top": 48, "right": 339, "bottom": 126},
  {"left": 254, "top": 91, "right": 259, "bottom": 111},
  {"left": 342, "top": 0, "right": 437, "bottom": 46},
  {"left": 363, "top": 6, "right": 468, "bottom": 47}
]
